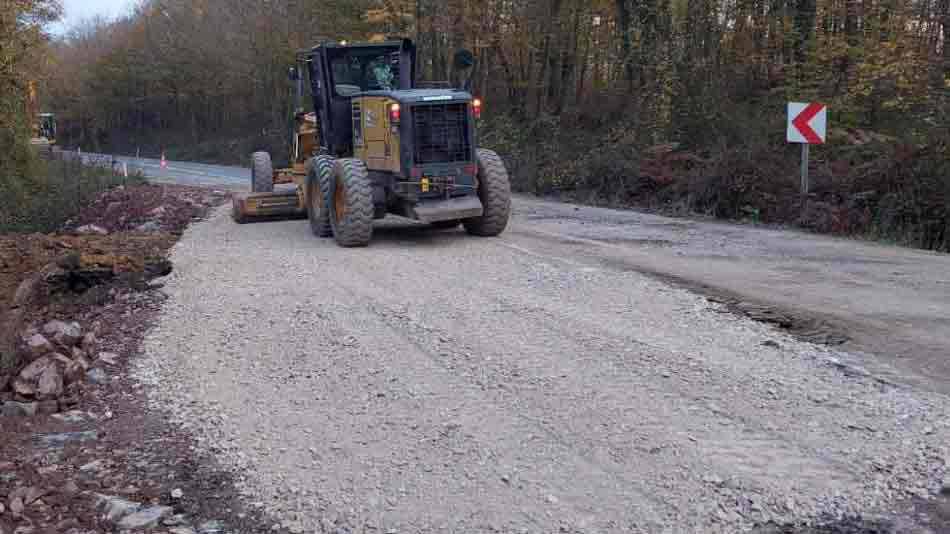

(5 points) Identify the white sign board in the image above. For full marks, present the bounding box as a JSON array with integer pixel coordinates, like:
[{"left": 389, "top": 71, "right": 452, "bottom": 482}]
[{"left": 787, "top": 102, "right": 827, "bottom": 144}]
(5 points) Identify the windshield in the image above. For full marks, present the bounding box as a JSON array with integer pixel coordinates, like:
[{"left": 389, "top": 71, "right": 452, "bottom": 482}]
[{"left": 330, "top": 49, "right": 400, "bottom": 96}]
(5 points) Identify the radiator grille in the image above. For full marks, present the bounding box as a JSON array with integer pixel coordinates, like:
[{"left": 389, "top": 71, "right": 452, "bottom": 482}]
[{"left": 412, "top": 103, "right": 470, "bottom": 164}]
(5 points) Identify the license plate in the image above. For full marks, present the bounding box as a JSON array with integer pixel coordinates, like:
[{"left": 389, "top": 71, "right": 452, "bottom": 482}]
[{"left": 422, "top": 176, "right": 453, "bottom": 193}]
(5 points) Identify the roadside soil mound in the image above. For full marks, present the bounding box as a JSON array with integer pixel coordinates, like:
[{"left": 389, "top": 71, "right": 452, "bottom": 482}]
[
  {"left": 64, "top": 183, "right": 226, "bottom": 234},
  {"left": 0, "top": 183, "right": 280, "bottom": 534},
  {"left": 1, "top": 184, "right": 227, "bottom": 378}
]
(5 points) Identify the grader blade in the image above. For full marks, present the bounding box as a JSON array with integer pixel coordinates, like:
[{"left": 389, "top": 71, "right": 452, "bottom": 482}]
[{"left": 231, "top": 190, "right": 304, "bottom": 224}]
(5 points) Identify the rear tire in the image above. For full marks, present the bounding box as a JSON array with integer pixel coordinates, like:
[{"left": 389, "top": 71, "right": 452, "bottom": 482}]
[
  {"left": 463, "top": 149, "right": 511, "bottom": 237},
  {"left": 251, "top": 151, "right": 274, "bottom": 193},
  {"left": 306, "top": 156, "right": 334, "bottom": 237},
  {"left": 329, "top": 159, "right": 374, "bottom": 247},
  {"left": 231, "top": 197, "right": 247, "bottom": 224}
]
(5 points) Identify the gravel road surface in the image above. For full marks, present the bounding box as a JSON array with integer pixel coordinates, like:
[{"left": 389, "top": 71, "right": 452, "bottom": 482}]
[
  {"left": 509, "top": 198, "right": 950, "bottom": 397},
  {"left": 106, "top": 151, "right": 950, "bottom": 393},
  {"left": 134, "top": 169, "right": 950, "bottom": 533}
]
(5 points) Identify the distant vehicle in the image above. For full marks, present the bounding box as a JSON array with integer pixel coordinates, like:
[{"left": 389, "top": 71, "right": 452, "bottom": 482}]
[
  {"left": 35, "top": 112, "right": 56, "bottom": 143},
  {"left": 28, "top": 81, "right": 56, "bottom": 158}
]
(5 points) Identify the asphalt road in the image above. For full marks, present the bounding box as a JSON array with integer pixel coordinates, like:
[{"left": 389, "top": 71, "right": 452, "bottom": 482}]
[
  {"left": 76, "top": 151, "right": 250, "bottom": 190},
  {"left": 134, "top": 157, "right": 950, "bottom": 533}
]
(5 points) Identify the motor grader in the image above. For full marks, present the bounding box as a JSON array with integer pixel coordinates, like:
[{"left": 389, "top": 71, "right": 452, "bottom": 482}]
[{"left": 232, "top": 38, "right": 511, "bottom": 247}]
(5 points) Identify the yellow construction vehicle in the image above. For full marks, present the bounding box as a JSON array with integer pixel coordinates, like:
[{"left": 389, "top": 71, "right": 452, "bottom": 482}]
[
  {"left": 232, "top": 38, "right": 511, "bottom": 247},
  {"left": 28, "top": 80, "right": 56, "bottom": 158}
]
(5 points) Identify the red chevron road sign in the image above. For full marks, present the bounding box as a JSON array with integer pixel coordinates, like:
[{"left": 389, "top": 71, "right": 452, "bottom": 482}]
[{"left": 787, "top": 102, "right": 827, "bottom": 144}]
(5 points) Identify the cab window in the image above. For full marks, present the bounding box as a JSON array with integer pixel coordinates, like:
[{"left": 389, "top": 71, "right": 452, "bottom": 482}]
[{"left": 330, "top": 50, "right": 399, "bottom": 96}]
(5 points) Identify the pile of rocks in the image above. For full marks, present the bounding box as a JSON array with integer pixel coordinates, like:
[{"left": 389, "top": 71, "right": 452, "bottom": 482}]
[
  {"left": 75, "top": 205, "right": 169, "bottom": 235},
  {"left": 64, "top": 184, "right": 228, "bottom": 235},
  {"left": 1, "top": 319, "right": 111, "bottom": 417}
]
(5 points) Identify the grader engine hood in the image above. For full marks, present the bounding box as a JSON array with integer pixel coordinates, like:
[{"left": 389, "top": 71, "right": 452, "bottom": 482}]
[
  {"left": 361, "top": 89, "right": 477, "bottom": 177},
  {"left": 355, "top": 89, "right": 478, "bottom": 183}
]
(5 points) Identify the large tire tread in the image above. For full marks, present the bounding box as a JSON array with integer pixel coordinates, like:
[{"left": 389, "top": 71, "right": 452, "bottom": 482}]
[
  {"left": 307, "top": 156, "right": 334, "bottom": 237},
  {"left": 463, "top": 148, "right": 511, "bottom": 237},
  {"left": 330, "top": 158, "right": 374, "bottom": 247},
  {"left": 231, "top": 197, "right": 247, "bottom": 224},
  {"left": 251, "top": 151, "right": 274, "bottom": 193}
]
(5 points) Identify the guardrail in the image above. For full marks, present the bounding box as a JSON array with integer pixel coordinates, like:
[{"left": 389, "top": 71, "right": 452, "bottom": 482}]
[{"left": 53, "top": 150, "right": 146, "bottom": 205}]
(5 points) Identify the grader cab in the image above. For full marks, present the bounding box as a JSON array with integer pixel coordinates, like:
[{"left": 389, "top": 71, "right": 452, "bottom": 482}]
[{"left": 232, "top": 38, "right": 511, "bottom": 247}]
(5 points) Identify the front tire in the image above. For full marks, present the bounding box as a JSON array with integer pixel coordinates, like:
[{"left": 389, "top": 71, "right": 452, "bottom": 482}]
[
  {"left": 306, "top": 156, "right": 334, "bottom": 237},
  {"left": 251, "top": 151, "right": 274, "bottom": 193},
  {"left": 463, "top": 149, "right": 511, "bottom": 237},
  {"left": 329, "top": 159, "right": 374, "bottom": 247}
]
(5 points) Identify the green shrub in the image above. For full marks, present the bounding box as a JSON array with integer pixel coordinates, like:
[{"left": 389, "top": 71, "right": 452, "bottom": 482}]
[
  {"left": 480, "top": 110, "right": 950, "bottom": 252},
  {"left": 0, "top": 157, "right": 144, "bottom": 234}
]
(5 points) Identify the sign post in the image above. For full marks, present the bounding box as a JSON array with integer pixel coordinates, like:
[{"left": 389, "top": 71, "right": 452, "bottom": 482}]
[
  {"left": 801, "top": 144, "right": 810, "bottom": 195},
  {"left": 787, "top": 102, "right": 827, "bottom": 220}
]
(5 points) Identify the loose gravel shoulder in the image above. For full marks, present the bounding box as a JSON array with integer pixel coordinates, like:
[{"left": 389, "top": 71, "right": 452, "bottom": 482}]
[{"left": 136, "top": 205, "right": 950, "bottom": 534}]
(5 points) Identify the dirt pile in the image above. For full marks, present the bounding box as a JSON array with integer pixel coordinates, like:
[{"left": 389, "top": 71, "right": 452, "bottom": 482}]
[
  {"left": 64, "top": 183, "right": 227, "bottom": 234},
  {"left": 0, "top": 183, "right": 274, "bottom": 534},
  {"left": 0, "top": 184, "right": 227, "bottom": 378}
]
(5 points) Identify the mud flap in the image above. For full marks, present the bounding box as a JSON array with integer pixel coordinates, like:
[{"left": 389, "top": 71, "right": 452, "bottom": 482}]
[{"left": 411, "top": 196, "right": 483, "bottom": 223}]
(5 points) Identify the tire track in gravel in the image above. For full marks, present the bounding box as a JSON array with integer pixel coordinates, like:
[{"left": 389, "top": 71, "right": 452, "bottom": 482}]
[
  {"left": 275, "top": 230, "right": 678, "bottom": 533},
  {"left": 300, "top": 223, "right": 944, "bottom": 528},
  {"left": 140, "top": 208, "right": 950, "bottom": 534},
  {"left": 314, "top": 259, "right": 684, "bottom": 533},
  {"left": 507, "top": 197, "right": 950, "bottom": 398},
  {"left": 147, "top": 215, "right": 675, "bottom": 532},
  {"left": 330, "top": 227, "right": 945, "bottom": 514}
]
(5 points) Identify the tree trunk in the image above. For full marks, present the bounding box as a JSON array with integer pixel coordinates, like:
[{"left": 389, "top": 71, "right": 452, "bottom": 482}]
[
  {"left": 943, "top": 0, "right": 950, "bottom": 74},
  {"left": 844, "top": 0, "right": 861, "bottom": 46},
  {"left": 536, "top": 32, "right": 550, "bottom": 115},
  {"left": 768, "top": 0, "right": 785, "bottom": 65},
  {"left": 616, "top": 0, "right": 635, "bottom": 89},
  {"left": 576, "top": 16, "right": 591, "bottom": 105},
  {"left": 492, "top": 42, "right": 522, "bottom": 113},
  {"left": 559, "top": 0, "right": 583, "bottom": 112},
  {"left": 639, "top": 0, "right": 658, "bottom": 63},
  {"left": 793, "top": 0, "right": 817, "bottom": 64},
  {"left": 546, "top": 0, "right": 565, "bottom": 112}
]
